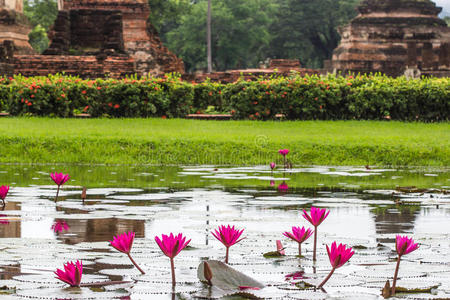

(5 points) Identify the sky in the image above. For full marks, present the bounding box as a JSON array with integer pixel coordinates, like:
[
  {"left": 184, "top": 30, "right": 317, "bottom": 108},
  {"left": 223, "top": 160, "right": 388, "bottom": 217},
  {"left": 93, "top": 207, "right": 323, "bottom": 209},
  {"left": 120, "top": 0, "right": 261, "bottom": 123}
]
[{"left": 433, "top": 0, "right": 450, "bottom": 16}]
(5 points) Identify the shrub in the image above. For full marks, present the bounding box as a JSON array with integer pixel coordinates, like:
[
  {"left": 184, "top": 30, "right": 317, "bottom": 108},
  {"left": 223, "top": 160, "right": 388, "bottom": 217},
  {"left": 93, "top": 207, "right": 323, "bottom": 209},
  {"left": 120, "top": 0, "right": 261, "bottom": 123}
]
[{"left": 0, "top": 73, "right": 448, "bottom": 121}]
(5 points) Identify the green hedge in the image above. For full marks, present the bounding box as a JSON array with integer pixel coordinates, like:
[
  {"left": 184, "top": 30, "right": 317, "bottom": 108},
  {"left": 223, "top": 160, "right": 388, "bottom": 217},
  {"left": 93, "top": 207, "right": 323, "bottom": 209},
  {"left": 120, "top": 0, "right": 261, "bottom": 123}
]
[{"left": 0, "top": 73, "right": 448, "bottom": 121}]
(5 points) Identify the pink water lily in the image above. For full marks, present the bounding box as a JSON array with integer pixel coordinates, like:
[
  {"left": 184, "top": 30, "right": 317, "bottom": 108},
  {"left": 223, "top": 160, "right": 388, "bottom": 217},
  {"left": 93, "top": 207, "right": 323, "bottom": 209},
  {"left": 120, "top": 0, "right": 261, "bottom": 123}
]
[
  {"left": 50, "top": 172, "right": 70, "bottom": 201},
  {"left": 278, "top": 149, "right": 289, "bottom": 157},
  {"left": 50, "top": 172, "right": 70, "bottom": 186},
  {"left": 278, "top": 149, "right": 290, "bottom": 169},
  {"left": 52, "top": 220, "right": 69, "bottom": 233},
  {"left": 318, "top": 242, "right": 354, "bottom": 288},
  {"left": 302, "top": 206, "right": 330, "bottom": 261},
  {"left": 110, "top": 232, "right": 145, "bottom": 274},
  {"left": 54, "top": 260, "right": 83, "bottom": 287},
  {"left": 155, "top": 233, "right": 191, "bottom": 287},
  {"left": 212, "top": 225, "right": 245, "bottom": 264},
  {"left": 270, "top": 162, "right": 276, "bottom": 170},
  {"left": 395, "top": 235, "right": 419, "bottom": 257},
  {"left": 392, "top": 235, "right": 419, "bottom": 295},
  {"left": 283, "top": 226, "right": 313, "bottom": 256},
  {"left": 0, "top": 185, "right": 9, "bottom": 205}
]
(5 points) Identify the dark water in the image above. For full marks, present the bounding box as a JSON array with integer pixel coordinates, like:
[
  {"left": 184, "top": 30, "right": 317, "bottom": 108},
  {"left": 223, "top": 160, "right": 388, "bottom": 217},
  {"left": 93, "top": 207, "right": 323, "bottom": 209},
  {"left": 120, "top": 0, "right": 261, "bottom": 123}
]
[{"left": 0, "top": 165, "right": 449, "bottom": 299}]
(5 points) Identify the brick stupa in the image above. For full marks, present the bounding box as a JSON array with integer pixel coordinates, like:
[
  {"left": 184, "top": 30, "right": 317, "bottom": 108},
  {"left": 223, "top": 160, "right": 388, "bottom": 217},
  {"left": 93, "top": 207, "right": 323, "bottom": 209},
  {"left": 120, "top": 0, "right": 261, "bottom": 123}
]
[
  {"left": 42, "top": 0, "right": 184, "bottom": 76},
  {"left": 330, "top": 0, "right": 450, "bottom": 77},
  {"left": 0, "top": 0, "right": 34, "bottom": 54}
]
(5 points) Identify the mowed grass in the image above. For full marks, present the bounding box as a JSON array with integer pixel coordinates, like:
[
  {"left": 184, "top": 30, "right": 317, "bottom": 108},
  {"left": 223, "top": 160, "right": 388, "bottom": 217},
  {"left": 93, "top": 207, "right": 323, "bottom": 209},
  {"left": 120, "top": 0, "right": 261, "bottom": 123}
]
[{"left": 0, "top": 118, "right": 448, "bottom": 166}]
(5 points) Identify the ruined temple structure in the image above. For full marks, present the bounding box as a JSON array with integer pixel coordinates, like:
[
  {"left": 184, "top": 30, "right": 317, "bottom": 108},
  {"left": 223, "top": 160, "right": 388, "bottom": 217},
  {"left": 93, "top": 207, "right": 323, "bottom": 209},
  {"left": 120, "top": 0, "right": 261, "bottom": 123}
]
[
  {"left": 330, "top": 0, "right": 450, "bottom": 77},
  {"left": 8, "top": 0, "right": 184, "bottom": 77},
  {"left": 0, "top": 0, "right": 34, "bottom": 54}
]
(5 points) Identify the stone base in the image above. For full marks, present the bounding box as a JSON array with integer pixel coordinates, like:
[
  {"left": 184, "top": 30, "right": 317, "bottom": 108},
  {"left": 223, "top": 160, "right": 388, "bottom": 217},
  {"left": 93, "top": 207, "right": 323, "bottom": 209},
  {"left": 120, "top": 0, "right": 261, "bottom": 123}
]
[{"left": 0, "top": 8, "right": 34, "bottom": 54}]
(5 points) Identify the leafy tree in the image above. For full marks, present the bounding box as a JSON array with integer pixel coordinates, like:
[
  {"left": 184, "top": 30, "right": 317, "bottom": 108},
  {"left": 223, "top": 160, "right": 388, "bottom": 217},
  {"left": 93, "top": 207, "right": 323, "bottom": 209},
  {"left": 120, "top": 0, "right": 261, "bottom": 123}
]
[
  {"left": 28, "top": 24, "right": 49, "bottom": 53},
  {"left": 23, "top": 0, "right": 58, "bottom": 53},
  {"left": 148, "top": 0, "right": 193, "bottom": 36},
  {"left": 164, "top": 0, "right": 277, "bottom": 72},
  {"left": 443, "top": 16, "right": 450, "bottom": 26},
  {"left": 269, "top": 0, "right": 360, "bottom": 68}
]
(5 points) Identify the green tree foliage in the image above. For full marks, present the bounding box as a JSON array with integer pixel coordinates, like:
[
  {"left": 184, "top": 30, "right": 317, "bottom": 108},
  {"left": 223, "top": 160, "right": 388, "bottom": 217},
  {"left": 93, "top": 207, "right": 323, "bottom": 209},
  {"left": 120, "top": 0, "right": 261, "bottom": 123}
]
[
  {"left": 23, "top": 0, "right": 58, "bottom": 53},
  {"left": 153, "top": 0, "right": 360, "bottom": 71},
  {"left": 28, "top": 24, "right": 49, "bottom": 53},
  {"left": 162, "top": 0, "right": 277, "bottom": 72},
  {"left": 148, "top": 0, "right": 192, "bottom": 36},
  {"left": 269, "top": 0, "right": 360, "bottom": 68},
  {"left": 443, "top": 16, "right": 450, "bottom": 26}
]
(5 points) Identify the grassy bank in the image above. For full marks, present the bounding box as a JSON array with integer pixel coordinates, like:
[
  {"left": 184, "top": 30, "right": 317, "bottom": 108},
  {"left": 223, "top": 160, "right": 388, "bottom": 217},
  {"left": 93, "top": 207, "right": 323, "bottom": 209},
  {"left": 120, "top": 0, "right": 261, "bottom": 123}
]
[{"left": 0, "top": 118, "right": 449, "bottom": 166}]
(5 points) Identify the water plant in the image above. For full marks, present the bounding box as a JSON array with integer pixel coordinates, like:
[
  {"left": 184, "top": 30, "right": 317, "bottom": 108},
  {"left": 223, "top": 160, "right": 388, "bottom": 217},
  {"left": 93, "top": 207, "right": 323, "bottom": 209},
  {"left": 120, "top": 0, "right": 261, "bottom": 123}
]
[
  {"left": 283, "top": 226, "right": 314, "bottom": 256},
  {"left": 155, "top": 233, "right": 191, "bottom": 287},
  {"left": 318, "top": 242, "right": 354, "bottom": 288},
  {"left": 270, "top": 162, "right": 276, "bottom": 170},
  {"left": 278, "top": 149, "right": 289, "bottom": 169},
  {"left": 276, "top": 240, "right": 285, "bottom": 255},
  {"left": 51, "top": 220, "right": 69, "bottom": 233},
  {"left": 54, "top": 260, "right": 83, "bottom": 287},
  {"left": 0, "top": 185, "right": 9, "bottom": 206},
  {"left": 391, "top": 235, "right": 419, "bottom": 295},
  {"left": 302, "top": 206, "right": 330, "bottom": 261},
  {"left": 212, "top": 225, "right": 245, "bottom": 264},
  {"left": 50, "top": 172, "right": 70, "bottom": 201},
  {"left": 110, "top": 231, "right": 145, "bottom": 275}
]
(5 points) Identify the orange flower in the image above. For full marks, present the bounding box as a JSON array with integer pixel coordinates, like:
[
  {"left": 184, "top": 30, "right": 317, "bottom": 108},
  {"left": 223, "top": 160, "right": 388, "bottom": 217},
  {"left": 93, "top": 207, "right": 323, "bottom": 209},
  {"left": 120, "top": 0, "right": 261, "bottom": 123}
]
[
  {"left": 27, "top": 102, "right": 32, "bottom": 106},
  {"left": 81, "top": 90, "right": 87, "bottom": 94},
  {"left": 108, "top": 103, "right": 113, "bottom": 107},
  {"left": 161, "top": 115, "right": 167, "bottom": 119},
  {"left": 114, "top": 104, "right": 120, "bottom": 109},
  {"left": 83, "top": 106, "right": 89, "bottom": 112}
]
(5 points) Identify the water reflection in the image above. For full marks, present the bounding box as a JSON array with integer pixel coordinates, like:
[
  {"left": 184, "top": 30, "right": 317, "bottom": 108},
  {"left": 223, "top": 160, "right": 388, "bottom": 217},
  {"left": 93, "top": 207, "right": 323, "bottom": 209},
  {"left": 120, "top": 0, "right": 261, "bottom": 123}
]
[{"left": 0, "top": 165, "right": 449, "bottom": 299}]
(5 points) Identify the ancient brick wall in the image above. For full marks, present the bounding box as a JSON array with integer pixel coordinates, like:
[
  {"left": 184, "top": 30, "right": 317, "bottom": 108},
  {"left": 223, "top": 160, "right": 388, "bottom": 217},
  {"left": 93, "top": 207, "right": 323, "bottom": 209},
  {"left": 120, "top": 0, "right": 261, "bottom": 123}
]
[
  {"left": 13, "top": 55, "right": 135, "bottom": 78},
  {"left": 45, "top": 9, "right": 125, "bottom": 55}
]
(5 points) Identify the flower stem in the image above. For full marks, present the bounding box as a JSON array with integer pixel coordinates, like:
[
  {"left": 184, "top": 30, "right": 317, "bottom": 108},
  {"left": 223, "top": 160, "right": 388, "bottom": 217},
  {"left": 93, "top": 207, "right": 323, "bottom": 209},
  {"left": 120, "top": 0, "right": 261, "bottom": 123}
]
[
  {"left": 318, "top": 267, "right": 335, "bottom": 289},
  {"left": 391, "top": 256, "right": 401, "bottom": 295},
  {"left": 127, "top": 253, "right": 145, "bottom": 275},
  {"left": 298, "top": 243, "right": 302, "bottom": 257},
  {"left": 313, "top": 227, "right": 317, "bottom": 261},
  {"left": 170, "top": 258, "right": 176, "bottom": 287},
  {"left": 55, "top": 185, "right": 60, "bottom": 202},
  {"left": 225, "top": 247, "right": 229, "bottom": 264}
]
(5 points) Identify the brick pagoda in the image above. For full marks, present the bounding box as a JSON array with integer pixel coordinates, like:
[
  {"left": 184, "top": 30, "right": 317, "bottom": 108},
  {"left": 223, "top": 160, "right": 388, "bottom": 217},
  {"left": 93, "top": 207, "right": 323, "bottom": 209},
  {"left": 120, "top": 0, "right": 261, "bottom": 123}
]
[
  {"left": 6, "top": 0, "right": 184, "bottom": 77},
  {"left": 0, "top": 0, "right": 34, "bottom": 54},
  {"left": 330, "top": 0, "right": 450, "bottom": 77}
]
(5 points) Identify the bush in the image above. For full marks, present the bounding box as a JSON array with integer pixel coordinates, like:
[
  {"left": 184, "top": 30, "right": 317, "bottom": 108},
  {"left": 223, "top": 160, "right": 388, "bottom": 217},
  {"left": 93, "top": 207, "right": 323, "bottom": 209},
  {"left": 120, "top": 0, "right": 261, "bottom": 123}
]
[{"left": 0, "top": 73, "right": 448, "bottom": 121}]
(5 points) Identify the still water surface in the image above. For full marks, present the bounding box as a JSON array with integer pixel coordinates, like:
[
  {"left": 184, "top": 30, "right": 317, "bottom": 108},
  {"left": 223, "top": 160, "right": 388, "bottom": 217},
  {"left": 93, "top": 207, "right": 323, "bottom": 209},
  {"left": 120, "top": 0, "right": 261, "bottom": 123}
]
[{"left": 0, "top": 165, "right": 449, "bottom": 299}]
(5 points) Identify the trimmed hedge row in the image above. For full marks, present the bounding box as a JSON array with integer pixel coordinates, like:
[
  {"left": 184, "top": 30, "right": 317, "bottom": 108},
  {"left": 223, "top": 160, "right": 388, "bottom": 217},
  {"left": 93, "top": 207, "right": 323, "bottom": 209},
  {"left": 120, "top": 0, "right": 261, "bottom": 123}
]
[{"left": 0, "top": 73, "right": 448, "bottom": 121}]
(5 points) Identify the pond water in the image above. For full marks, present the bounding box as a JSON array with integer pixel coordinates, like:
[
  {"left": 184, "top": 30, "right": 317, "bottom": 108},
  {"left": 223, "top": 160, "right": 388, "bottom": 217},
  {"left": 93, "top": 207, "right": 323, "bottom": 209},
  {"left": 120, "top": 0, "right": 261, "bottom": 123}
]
[{"left": 0, "top": 165, "right": 449, "bottom": 299}]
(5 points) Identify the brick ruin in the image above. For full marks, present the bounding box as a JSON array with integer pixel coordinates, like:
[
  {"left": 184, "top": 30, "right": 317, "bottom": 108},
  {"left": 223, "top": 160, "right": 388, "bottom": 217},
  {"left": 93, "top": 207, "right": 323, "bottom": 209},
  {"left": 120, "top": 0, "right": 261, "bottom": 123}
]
[
  {"left": 330, "top": 0, "right": 450, "bottom": 77},
  {"left": 183, "top": 59, "right": 320, "bottom": 83},
  {"left": 2, "top": 0, "right": 184, "bottom": 77},
  {"left": 0, "top": 0, "right": 34, "bottom": 54}
]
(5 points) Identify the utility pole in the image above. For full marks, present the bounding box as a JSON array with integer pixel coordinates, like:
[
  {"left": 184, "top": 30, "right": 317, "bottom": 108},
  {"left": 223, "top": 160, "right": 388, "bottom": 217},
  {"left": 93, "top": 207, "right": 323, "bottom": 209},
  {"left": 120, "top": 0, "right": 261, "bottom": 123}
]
[{"left": 207, "top": 0, "right": 212, "bottom": 73}]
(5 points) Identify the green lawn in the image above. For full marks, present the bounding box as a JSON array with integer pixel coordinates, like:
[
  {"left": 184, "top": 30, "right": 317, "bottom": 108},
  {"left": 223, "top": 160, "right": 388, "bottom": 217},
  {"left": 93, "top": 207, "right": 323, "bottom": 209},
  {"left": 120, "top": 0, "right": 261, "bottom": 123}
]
[{"left": 0, "top": 118, "right": 448, "bottom": 166}]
